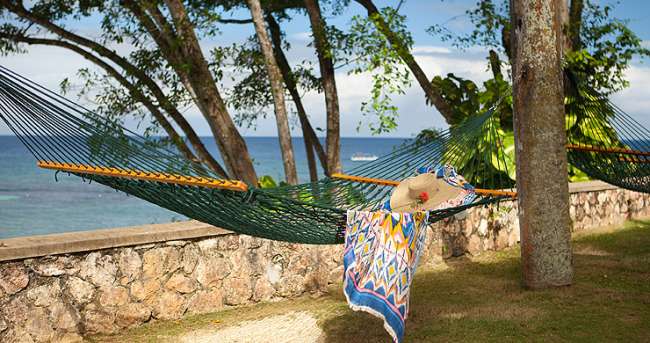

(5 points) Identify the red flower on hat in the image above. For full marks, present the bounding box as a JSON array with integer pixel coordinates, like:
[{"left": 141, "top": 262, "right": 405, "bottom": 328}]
[{"left": 417, "top": 191, "right": 429, "bottom": 203}]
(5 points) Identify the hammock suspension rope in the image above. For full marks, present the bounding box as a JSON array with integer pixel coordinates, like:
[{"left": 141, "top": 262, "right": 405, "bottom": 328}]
[{"left": 1, "top": 65, "right": 649, "bottom": 244}]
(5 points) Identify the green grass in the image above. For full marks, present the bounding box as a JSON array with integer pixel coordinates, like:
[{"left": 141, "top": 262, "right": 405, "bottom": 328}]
[{"left": 91, "top": 220, "right": 650, "bottom": 342}]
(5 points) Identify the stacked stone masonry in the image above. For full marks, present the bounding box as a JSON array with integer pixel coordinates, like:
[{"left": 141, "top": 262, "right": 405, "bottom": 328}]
[{"left": 1, "top": 185, "right": 649, "bottom": 342}]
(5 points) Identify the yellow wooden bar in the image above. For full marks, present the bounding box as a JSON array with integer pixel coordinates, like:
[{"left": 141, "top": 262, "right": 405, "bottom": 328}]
[
  {"left": 331, "top": 173, "right": 517, "bottom": 198},
  {"left": 331, "top": 173, "right": 400, "bottom": 187},
  {"left": 566, "top": 144, "right": 650, "bottom": 157},
  {"left": 37, "top": 161, "right": 248, "bottom": 192}
]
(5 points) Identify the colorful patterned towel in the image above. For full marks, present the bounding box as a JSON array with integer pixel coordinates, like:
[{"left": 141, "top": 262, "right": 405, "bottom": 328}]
[{"left": 343, "top": 210, "right": 429, "bottom": 342}]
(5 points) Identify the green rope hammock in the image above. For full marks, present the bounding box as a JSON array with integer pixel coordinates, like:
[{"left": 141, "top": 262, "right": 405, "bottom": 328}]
[
  {"left": 564, "top": 87, "right": 650, "bottom": 193},
  {"left": 0, "top": 66, "right": 645, "bottom": 244},
  {"left": 0, "top": 66, "right": 517, "bottom": 244}
]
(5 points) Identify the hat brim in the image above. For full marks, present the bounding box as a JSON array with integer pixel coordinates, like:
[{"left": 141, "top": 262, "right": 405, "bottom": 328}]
[{"left": 390, "top": 174, "right": 462, "bottom": 213}]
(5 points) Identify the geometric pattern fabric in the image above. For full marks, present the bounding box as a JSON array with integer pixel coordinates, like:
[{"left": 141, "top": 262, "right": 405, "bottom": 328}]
[{"left": 343, "top": 210, "right": 429, "bottom": 342}]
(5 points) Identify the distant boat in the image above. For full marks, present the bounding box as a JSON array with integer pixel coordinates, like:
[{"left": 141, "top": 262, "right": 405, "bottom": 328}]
[{"left": 351, "top": 153, "right": 378, "bottom": 162}]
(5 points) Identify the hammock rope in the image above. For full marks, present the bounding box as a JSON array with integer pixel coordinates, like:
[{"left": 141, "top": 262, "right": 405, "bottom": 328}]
[
  {"left": 0, "top": 66, "right": 517, "bottom": 244},
  {"left": 3, "top": 65, "right": 648, "bottom": 244},
  {"left": 330, "top": 173, "right": 517, "bottom": 198},
  {"left": 564, "top": 87, "right": 650, "bottom": 193}
]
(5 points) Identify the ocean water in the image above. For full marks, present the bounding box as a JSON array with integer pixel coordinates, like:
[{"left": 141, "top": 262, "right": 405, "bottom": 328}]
[{"left": 0, "top": 135, "right": 407, "bottom": 238}]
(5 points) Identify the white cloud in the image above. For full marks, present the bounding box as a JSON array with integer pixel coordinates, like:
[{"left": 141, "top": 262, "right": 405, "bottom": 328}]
[
  {"left": 288, "top": 32, "right": 312, "bottom": 42},
  {"left": 416, "top": 54, "right": 490, "bottom": 83},
  {"left": 412, "top": 46, "right": 453, "bottom": 55},
  {"left": 0, "top": 42, "right": 491, "bottom": 137},
  {"left": 611, "top": 64, "right": 650, "bottom": 128},
  {"left": 289, "top": 52, "right": 491, "bottom": 137},
  {"left": 4, "top": 38, "right": 648, "bottom": 139},
  {"left": 1, "top": 46, "right": 96, "bottom": 92}
]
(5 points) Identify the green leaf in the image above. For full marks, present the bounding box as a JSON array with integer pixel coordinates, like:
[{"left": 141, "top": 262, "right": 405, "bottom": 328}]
[{"left": 258, "top": 175, "right": 278, "bottom": 189}]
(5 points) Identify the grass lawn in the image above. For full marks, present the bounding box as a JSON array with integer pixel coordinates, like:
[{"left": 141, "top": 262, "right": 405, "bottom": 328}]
[{"left": 91, "top": 220, "right": 650, "bottom": 342}]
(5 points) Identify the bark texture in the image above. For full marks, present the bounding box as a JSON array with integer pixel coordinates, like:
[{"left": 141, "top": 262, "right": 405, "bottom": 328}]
[
  {"left": 304, "top": 0, "right": 341, "bottom": 174},
  {"left": 246, "top": 0, "right": 298, "bottom": 184},
  {"left": 488, "top": 49, "right": 503, "bottom": 78},
  {"left": 511, "top": 0, "right": 573, "bottom": 289},
  {"left": 568, "top": 0, "right": 584, "bottom": 50},
  {"left": 558, "top": 0, "right": 571, "bottom": 51}
]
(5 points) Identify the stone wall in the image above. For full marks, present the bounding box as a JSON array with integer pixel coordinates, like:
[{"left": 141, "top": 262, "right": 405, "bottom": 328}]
[
  {"left": 1, "top": 182, "right": 649, "bottom": 342},
  {"left": 423, "top": 184, "right": 650, "bottom": 263},
  {"left": 0, "top": 236, "right": 342, "bottom": 342}
]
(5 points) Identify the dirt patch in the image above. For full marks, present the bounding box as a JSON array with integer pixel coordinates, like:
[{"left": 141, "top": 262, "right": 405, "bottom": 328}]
[
  {"left": 177, "top": 311, "right": 324, "bottom": 343},
  {"left": 439, "top": 304, "right": 542, "bottom": 321},
  {"left": 573, "top": 245, "right": 613, "bottom": 256}
]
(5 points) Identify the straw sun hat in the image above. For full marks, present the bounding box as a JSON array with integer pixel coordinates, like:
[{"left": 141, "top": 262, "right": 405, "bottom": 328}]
[{"left": 389, "top": 173, "right": 463, "bottom": 213}]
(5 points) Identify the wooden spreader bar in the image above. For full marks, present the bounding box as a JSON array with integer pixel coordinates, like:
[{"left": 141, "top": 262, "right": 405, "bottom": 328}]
[
  {"left": 38, "top": 144, "right": 650, "bottom": 199},
  {"left": 566, "top": 144, "right": 650, "bottom": 157},
  {"left": 331, "top": 173, "right": 517, "bottom": 198},
  {"left": 37, "top": 161, "right": 249, "bottom": 192},
  {"left": 331, "top": 173, "right": 400, "bottom": 187}
]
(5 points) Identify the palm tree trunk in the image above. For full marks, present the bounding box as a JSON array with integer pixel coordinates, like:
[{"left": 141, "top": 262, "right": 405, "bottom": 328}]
[{"left": 568, "top": 0, "right": 584, "bottom": 50}]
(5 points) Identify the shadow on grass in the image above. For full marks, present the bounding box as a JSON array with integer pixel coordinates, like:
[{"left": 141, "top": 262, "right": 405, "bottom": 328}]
[{"left": 320, "top": 221, "right": 650, "bottom": 342}]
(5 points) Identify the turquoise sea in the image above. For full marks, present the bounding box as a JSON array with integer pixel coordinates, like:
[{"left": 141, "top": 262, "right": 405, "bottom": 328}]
[{"left": 0, "top": 135, "right": 407, "bottom": 238}]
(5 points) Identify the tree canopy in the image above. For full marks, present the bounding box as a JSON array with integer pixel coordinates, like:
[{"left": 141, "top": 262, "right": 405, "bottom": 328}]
[{"left": 0, "top": 0, "right": 647, "bottom": 185}]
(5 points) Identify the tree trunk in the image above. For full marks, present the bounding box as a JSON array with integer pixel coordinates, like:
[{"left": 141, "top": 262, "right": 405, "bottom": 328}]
[
  {"left": 558, "top": 0, "right": 572, "bottom": 51},
  {"left": 510, "top": 0, "right": 573, "bottom": 289},
  {"left": 246, "top": 0, "right": 298, "bottom": 184},
  {"left": 304, "top": 137, "right": 318, "bottom": 182},
  {"left": 568, "top": 0, "right": 584, "bottom": 50},
  {"left": 354, "top": 0, "right": 455, "bottom": 124},
  {"left": 129, "top": 0, "right": 258, "bottom": 184},
  {"left": 304, "top": 0, "right": 341, "bottom": 174},
  {"left": 488, "top": 50, "right": 503, "bottom": 78},
  {"left": 266, "top": 14, "right": 329, "bottom": 180}
]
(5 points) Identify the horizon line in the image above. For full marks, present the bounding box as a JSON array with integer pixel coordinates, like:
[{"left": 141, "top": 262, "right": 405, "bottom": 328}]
[{"left": 0, "top": 134, "right": 415, "bottom": 139}]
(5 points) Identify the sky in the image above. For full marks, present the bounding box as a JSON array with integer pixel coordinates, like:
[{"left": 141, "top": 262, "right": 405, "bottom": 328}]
[{"left": 1, "top": 0, "right": 649, "bottom": 138}]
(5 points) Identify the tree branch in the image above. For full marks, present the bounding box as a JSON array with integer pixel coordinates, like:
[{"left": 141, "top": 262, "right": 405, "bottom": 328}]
[
  {"left": 246, "top": 0, "right": 298, "bottom": 184},
  {"left": 2, "top": 34, "right": 203, "bottom": 170},
  {"left": 143, "top": 2, "right": 178, "bottom": 42},
  {"left": 3, "top": 0, "right": 258, "bottom": 183},
  {"left": 217, "top": 18, "right": 253, "bottom": 24},
  {"left": 0, "top": 2, "right": 229, "bottom": 177},
  {"left": 162, "top": 0, "right": 259, "bottom": 184},
  {"left": 353, "top": 0, "right": 455, "bottom": 124}
]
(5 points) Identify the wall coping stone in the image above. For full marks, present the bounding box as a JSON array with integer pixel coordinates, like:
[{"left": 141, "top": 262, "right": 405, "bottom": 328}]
[
  {"left": 568, "top": 180, "right": 618, "bottom": 193},
  {"left": 0, "top": 221, "right": 231, "bottom": 262},
  {"left": 0, "top": 180, "right": 617, "bottom": 262}
]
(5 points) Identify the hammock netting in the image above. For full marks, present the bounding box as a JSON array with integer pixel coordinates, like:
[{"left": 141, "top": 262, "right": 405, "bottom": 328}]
[
  {"left": 565, "top": 90, "right": 650, "bottom": 193},
  {"left": 0, "top": 65, "right": 648, "bottom": 244}
]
